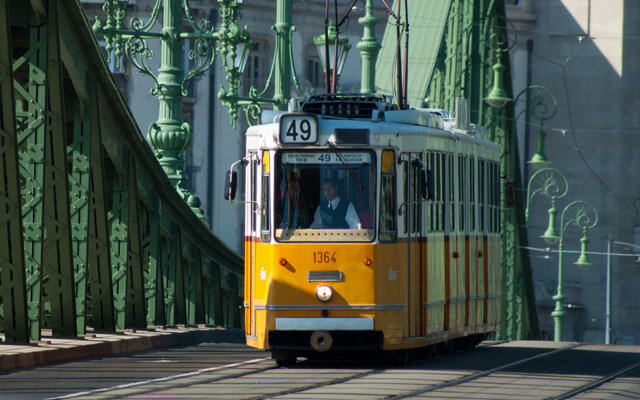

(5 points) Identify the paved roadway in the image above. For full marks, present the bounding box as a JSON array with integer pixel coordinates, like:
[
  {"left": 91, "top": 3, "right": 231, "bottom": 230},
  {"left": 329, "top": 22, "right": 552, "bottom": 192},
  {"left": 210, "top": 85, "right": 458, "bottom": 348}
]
[{"left": 1, "top": 340, "right": 639, "bottom": 400}]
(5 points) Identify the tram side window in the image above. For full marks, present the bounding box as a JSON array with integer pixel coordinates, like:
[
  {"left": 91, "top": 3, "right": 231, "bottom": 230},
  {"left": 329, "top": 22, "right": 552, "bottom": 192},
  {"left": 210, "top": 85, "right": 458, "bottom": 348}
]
[
  {"left": 447, "top": 153, "right": 455, "bottom": 232},
  {"left": 458, "top": 155, "right": 466, "bottom": 232},
  {"left": 487, "top": 161, "right": 493, "bottom": 233},
  {"left": 261, "top": 154, "right": 270, "bottom": 241},
  {"left": 426, "top": 152, "right": 444, "bottom": 233},
  {"left": 470, "top": 157, "right": 476, "bottom": 232},
  {"left": 487, "top": 161, "right": 500, "bottom": 233},
  {"left": 479, "top": 159, "right": 486, "bottom": 233},
  {"left": 411, "top": 156, "right": 423, "bottom": 233},
  {"left": 494, "top": 162, "right": 501, "bottom": 232},
  {"left": 250, "top": 155, "right": 258, "bottom": 232},
  {"left": 401, "top": 154, "right": 423, "bottom": 234},
  {"left": 380, "top": 150, "right": 397, "bottom": 242}
]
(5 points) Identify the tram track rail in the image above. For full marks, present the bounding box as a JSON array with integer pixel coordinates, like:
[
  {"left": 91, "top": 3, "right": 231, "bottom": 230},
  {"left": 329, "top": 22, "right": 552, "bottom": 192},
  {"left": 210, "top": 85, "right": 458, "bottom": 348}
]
[
  {"left": 46, "top": 357, "right": 276, "bottom": 400},
  {"left": 43, "top": 341, "right": 640, "bottom": 400},
  {"left": 547, "top": 359, "right": 640, "bottom": 400},
  {"left": 250, "top": 340, "right": 509, "bottom": 400},
  {"left": 382, "top": 343, "right": 583, "bottom": 400}
]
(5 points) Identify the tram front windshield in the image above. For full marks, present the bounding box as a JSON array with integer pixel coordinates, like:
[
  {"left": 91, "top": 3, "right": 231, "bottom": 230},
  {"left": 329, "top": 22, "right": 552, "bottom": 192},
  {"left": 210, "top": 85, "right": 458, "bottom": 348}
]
[{"left": 274, "top": 150, "right": 376, "bottom": 242}]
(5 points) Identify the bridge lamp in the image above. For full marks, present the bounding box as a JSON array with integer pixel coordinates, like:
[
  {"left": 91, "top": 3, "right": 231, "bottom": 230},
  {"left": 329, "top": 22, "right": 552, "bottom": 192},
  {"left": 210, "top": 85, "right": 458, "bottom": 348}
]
[
  {"left": 314, "top": 21, "right": 351, "bottom": 92},
  {"left": 484, "top": 55, "right": 511, "bottom": 109},
  {"left": 541, "top": 204, "right": 560, "bottom": 244},
  {"left": 525, "top": 168, "right": 568, "bottom": 244},
  {"left": 574, "top": 230, "right": 592, "bottom": 267},
  {"left": 225, "top": 41, "right": 252, "bottom": 76},
  {"left": 483, "top": 14, "right": 515, "bottom": 109}
]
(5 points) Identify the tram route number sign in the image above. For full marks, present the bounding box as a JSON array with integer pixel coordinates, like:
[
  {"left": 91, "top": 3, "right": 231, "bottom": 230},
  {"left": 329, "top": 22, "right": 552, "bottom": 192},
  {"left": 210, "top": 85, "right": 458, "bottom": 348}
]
[
  {"left": 279, "top": 113, "right": 318, "bottom": 144},
  {"left": 282, "top": 152, "right": 371, "bottom": 164}
]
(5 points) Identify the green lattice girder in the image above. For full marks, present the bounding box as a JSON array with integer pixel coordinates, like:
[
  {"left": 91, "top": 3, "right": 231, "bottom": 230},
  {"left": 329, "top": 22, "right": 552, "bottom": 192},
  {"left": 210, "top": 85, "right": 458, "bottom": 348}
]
[
  {"left": 18, "top": 5, "right": 48, "bottom": 342},
  {"left": 85, "top": 89, "right": 116, "bottom": 332},
  {"left": 140, "top": 201, "right": 163, "bottom": 327},
  {"left": 182, "top": 236, "right": 204, "bottom": 326},
  {"left": 15, "top": 0, "right": 79, "bottom": 340},
  {"left": 204, "top": 261, "right": 224, "bottom": 327},
  {"left": 0, "top": 0, "right": 243, "bottom": 343},
  {"left": 108, "top": 155, "right": 146, "bottom": 330},
  {"left": 375, "top": 0, "right": 452, "bottom": 107},
  {"left": 0, "top": 0, "right": 29, "bottom": 344},
  {"left": 40, "top": 0, "right": 77, "bottom": 337}
]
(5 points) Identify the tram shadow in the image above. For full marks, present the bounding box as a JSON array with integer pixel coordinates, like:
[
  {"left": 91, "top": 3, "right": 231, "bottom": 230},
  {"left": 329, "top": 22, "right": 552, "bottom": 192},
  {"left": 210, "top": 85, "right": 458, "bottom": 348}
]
[
  {"left": 293, "top": 336, "right": 485, "bottom": 368},
  {"left": 404, "top": 341, "right": 640, "bottom": 375},
  {"left": 297, "top": 341, "right": 640, "bottom": 378}
]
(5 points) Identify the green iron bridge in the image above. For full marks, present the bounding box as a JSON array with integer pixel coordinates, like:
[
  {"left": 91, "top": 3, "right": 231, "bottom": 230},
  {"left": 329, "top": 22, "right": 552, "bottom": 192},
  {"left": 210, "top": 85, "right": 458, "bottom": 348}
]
[
  {"left": 0, "top": 0, "right": 243, "bottom": 344},
  {"left": 0, "top": 0, "right": 539, "bottom": 345}
]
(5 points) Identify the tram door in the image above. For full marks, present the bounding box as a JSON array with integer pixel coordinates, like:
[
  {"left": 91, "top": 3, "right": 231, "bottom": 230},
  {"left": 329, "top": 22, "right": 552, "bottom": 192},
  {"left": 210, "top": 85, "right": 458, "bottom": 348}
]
[
  {"left": 403, "top": 153, "right": 425, "bottom": 338},
  {"left": 246, "top": 154, "right": 258, "bottom": 337}
]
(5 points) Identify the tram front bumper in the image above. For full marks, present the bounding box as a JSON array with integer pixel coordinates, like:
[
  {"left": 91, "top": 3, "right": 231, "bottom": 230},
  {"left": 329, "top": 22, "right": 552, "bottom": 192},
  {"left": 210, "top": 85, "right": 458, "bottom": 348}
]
[
  {"left": 275, "top": 317, "right": 374, "bottom": 331},
  {"left": 270, "top": 318, "right": 381, "bottom": 352}
]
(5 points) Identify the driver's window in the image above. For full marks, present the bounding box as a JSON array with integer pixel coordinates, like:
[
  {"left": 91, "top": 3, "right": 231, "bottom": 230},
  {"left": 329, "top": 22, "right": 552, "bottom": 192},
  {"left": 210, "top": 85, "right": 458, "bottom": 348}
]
[
  {"left": 379, "top": 150, "right": 397, "bottom": 242},
  {"left": 274, "top": 151, "right": 376, "bottom": 242}
]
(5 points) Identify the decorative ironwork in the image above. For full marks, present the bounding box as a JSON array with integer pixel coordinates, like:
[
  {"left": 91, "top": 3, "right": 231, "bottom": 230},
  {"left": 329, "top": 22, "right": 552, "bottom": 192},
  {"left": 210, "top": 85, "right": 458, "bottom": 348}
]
[
  {"left": 513, "top": 85, "right": 558, "bottom": 164},
  {"left": 525, "top": 167, "right": 568, "bottom": 230},
  {"left": 525, "top": 167, "right": 599, "bottom": 341},
  {"left": 93, "top": 0, "right": 251, "bottom": 216}
]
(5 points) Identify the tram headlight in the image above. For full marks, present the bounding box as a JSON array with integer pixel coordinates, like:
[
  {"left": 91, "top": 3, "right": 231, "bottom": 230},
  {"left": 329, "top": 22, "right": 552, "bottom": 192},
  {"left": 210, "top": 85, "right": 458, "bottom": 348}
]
[{"left": 316, "top": 285, "right": 333, "bottom": 302}]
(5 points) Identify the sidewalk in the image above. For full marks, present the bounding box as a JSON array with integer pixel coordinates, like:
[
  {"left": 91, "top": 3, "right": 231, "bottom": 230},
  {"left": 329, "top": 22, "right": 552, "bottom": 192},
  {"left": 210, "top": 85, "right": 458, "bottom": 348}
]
[{"left": 0, "top": 326, "right": 244, "bottom": 372}]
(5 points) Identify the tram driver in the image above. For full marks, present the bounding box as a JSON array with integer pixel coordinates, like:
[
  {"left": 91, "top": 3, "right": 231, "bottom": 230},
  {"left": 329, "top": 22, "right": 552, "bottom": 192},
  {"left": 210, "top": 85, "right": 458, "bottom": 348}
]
[
  {"left": 310, "top": 179, "right": 361, "bottom": 229},
  {"left": 280, "top": 175, "right": 314, "bottom": 229}
]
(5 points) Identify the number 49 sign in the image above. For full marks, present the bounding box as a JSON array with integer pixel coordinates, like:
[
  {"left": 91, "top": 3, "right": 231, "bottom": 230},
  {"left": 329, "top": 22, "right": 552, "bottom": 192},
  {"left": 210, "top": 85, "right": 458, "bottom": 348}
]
[{"left": 279, "top": 113, "right": 318, "bottom": 144}]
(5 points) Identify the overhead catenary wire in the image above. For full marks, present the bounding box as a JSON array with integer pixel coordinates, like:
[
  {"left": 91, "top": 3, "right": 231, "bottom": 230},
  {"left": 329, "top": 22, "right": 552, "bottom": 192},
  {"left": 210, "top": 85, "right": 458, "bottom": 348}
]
[
  {"left": 518, "top": 245, "right": 640, "bottom": 259},
  {"left": 376, "top": 3, "right": 637, "bottom": 214}
]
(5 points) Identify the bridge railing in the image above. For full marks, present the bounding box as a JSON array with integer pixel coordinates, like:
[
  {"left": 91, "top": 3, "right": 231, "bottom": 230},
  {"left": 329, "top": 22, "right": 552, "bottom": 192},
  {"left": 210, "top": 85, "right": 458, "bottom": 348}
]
[{"left": 0, "top": 0, "right": 243, "bottom": 343}]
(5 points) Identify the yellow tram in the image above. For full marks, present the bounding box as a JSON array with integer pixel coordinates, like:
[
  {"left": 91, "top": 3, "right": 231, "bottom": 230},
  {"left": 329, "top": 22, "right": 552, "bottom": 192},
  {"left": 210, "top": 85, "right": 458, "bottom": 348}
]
[{"left": 225, "top": 94, "right": 501, "bottom": 364}]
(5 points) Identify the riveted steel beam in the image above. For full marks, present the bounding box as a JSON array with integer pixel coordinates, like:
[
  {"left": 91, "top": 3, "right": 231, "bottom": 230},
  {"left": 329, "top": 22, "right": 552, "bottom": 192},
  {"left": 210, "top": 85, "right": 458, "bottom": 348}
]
[
  {"left": 203, "top": 260, "right": 223, "bottom": 326},
  {"left": 193, "top": 250, "right": 205, "bottom": 325},
  {"left": 67, "top": 78, "right": 93, "bottom": 335},
  {"left": 108, "top": 155, "right": 146, "bottom": 330},
  {"left": 86, "top": 87, "right": 115, "bottom": 332},
  {"left": 182, "top": 240, "right": 196, "bottom": 325},
  {"left": 0, "top": 0, "right": 29, "bottom": 344},
  {"left": 19, "top": 1, "right": 49, "bottom": 342},
  {"left": 174, "top": 234, "right": 186, "bottom": 326},
  {"left": 140, "top": 201, "right": 163, "bottom": 327},
  {"left": 124, "top": 160, "right": 145, "bottom": 330},
  {"left": 161, "top": 220, "right": 186, "bottom": 326},
  {"left": 41, "top": 0, "right": 76, "bottom": 337},
  {"left": 181, "top": 236, "right": 204, "bottom": 326}
]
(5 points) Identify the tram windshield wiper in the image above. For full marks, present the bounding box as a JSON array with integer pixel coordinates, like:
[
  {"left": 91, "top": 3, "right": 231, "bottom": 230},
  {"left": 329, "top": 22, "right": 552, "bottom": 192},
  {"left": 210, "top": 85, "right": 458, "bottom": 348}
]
[{"left": 327, "top": 141, "right": 365, "bottom": 190}]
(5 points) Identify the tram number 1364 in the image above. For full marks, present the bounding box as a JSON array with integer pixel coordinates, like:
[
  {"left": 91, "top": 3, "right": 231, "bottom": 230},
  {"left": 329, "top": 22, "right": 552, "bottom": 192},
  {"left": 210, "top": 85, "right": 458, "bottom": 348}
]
[
  {"left": 313, "top": 251, "right": 336, "bottom": 264},
  {"left": 279, "top": 114, "right": 318, "bottom": 144}
]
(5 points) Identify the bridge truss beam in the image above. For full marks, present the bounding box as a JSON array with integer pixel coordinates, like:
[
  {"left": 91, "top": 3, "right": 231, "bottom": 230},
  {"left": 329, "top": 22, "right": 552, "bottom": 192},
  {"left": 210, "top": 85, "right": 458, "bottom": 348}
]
[{"left": 0, "top": 0, "right": 243, "bottom": 343}]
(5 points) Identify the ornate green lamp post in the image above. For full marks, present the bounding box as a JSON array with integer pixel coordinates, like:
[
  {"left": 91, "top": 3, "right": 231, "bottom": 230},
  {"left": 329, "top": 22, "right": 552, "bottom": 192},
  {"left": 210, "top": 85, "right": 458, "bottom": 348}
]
[
  {"left": 218, "top": 0, "right": 304, "bottom": 126},
  {"left": 525, "top": 167, "right": 568, "bottom": 241},
  {"left": 314, "top": 21, "right": 351, "bottom": 93},
  {"left": 357, "top": 0, "right": 381, "bottom": 94},
  {"left": 93, "top": 0, "right": 251, "bottom": 218},
  {"left": 550, "top": 200, "right": 598, "bottom": 341},
  {"left": 513, "top": 85, "right": 558, "bottom": 164},
  {"left": 526, "top": 167, "right": 598, "bottom": 341}
]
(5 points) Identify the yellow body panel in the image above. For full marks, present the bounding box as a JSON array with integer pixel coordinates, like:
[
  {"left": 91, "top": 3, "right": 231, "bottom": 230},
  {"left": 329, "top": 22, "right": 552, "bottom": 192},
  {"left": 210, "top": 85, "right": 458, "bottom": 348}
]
[{"left": 245, "top": 235, "right": 500, "bottom": 351}]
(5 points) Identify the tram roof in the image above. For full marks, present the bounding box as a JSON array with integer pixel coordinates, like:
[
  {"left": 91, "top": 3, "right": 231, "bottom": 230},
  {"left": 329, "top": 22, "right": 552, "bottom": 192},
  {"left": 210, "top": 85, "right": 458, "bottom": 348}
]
[{"left": 246, "top": 108, "right": 499, "bottom": 152}]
